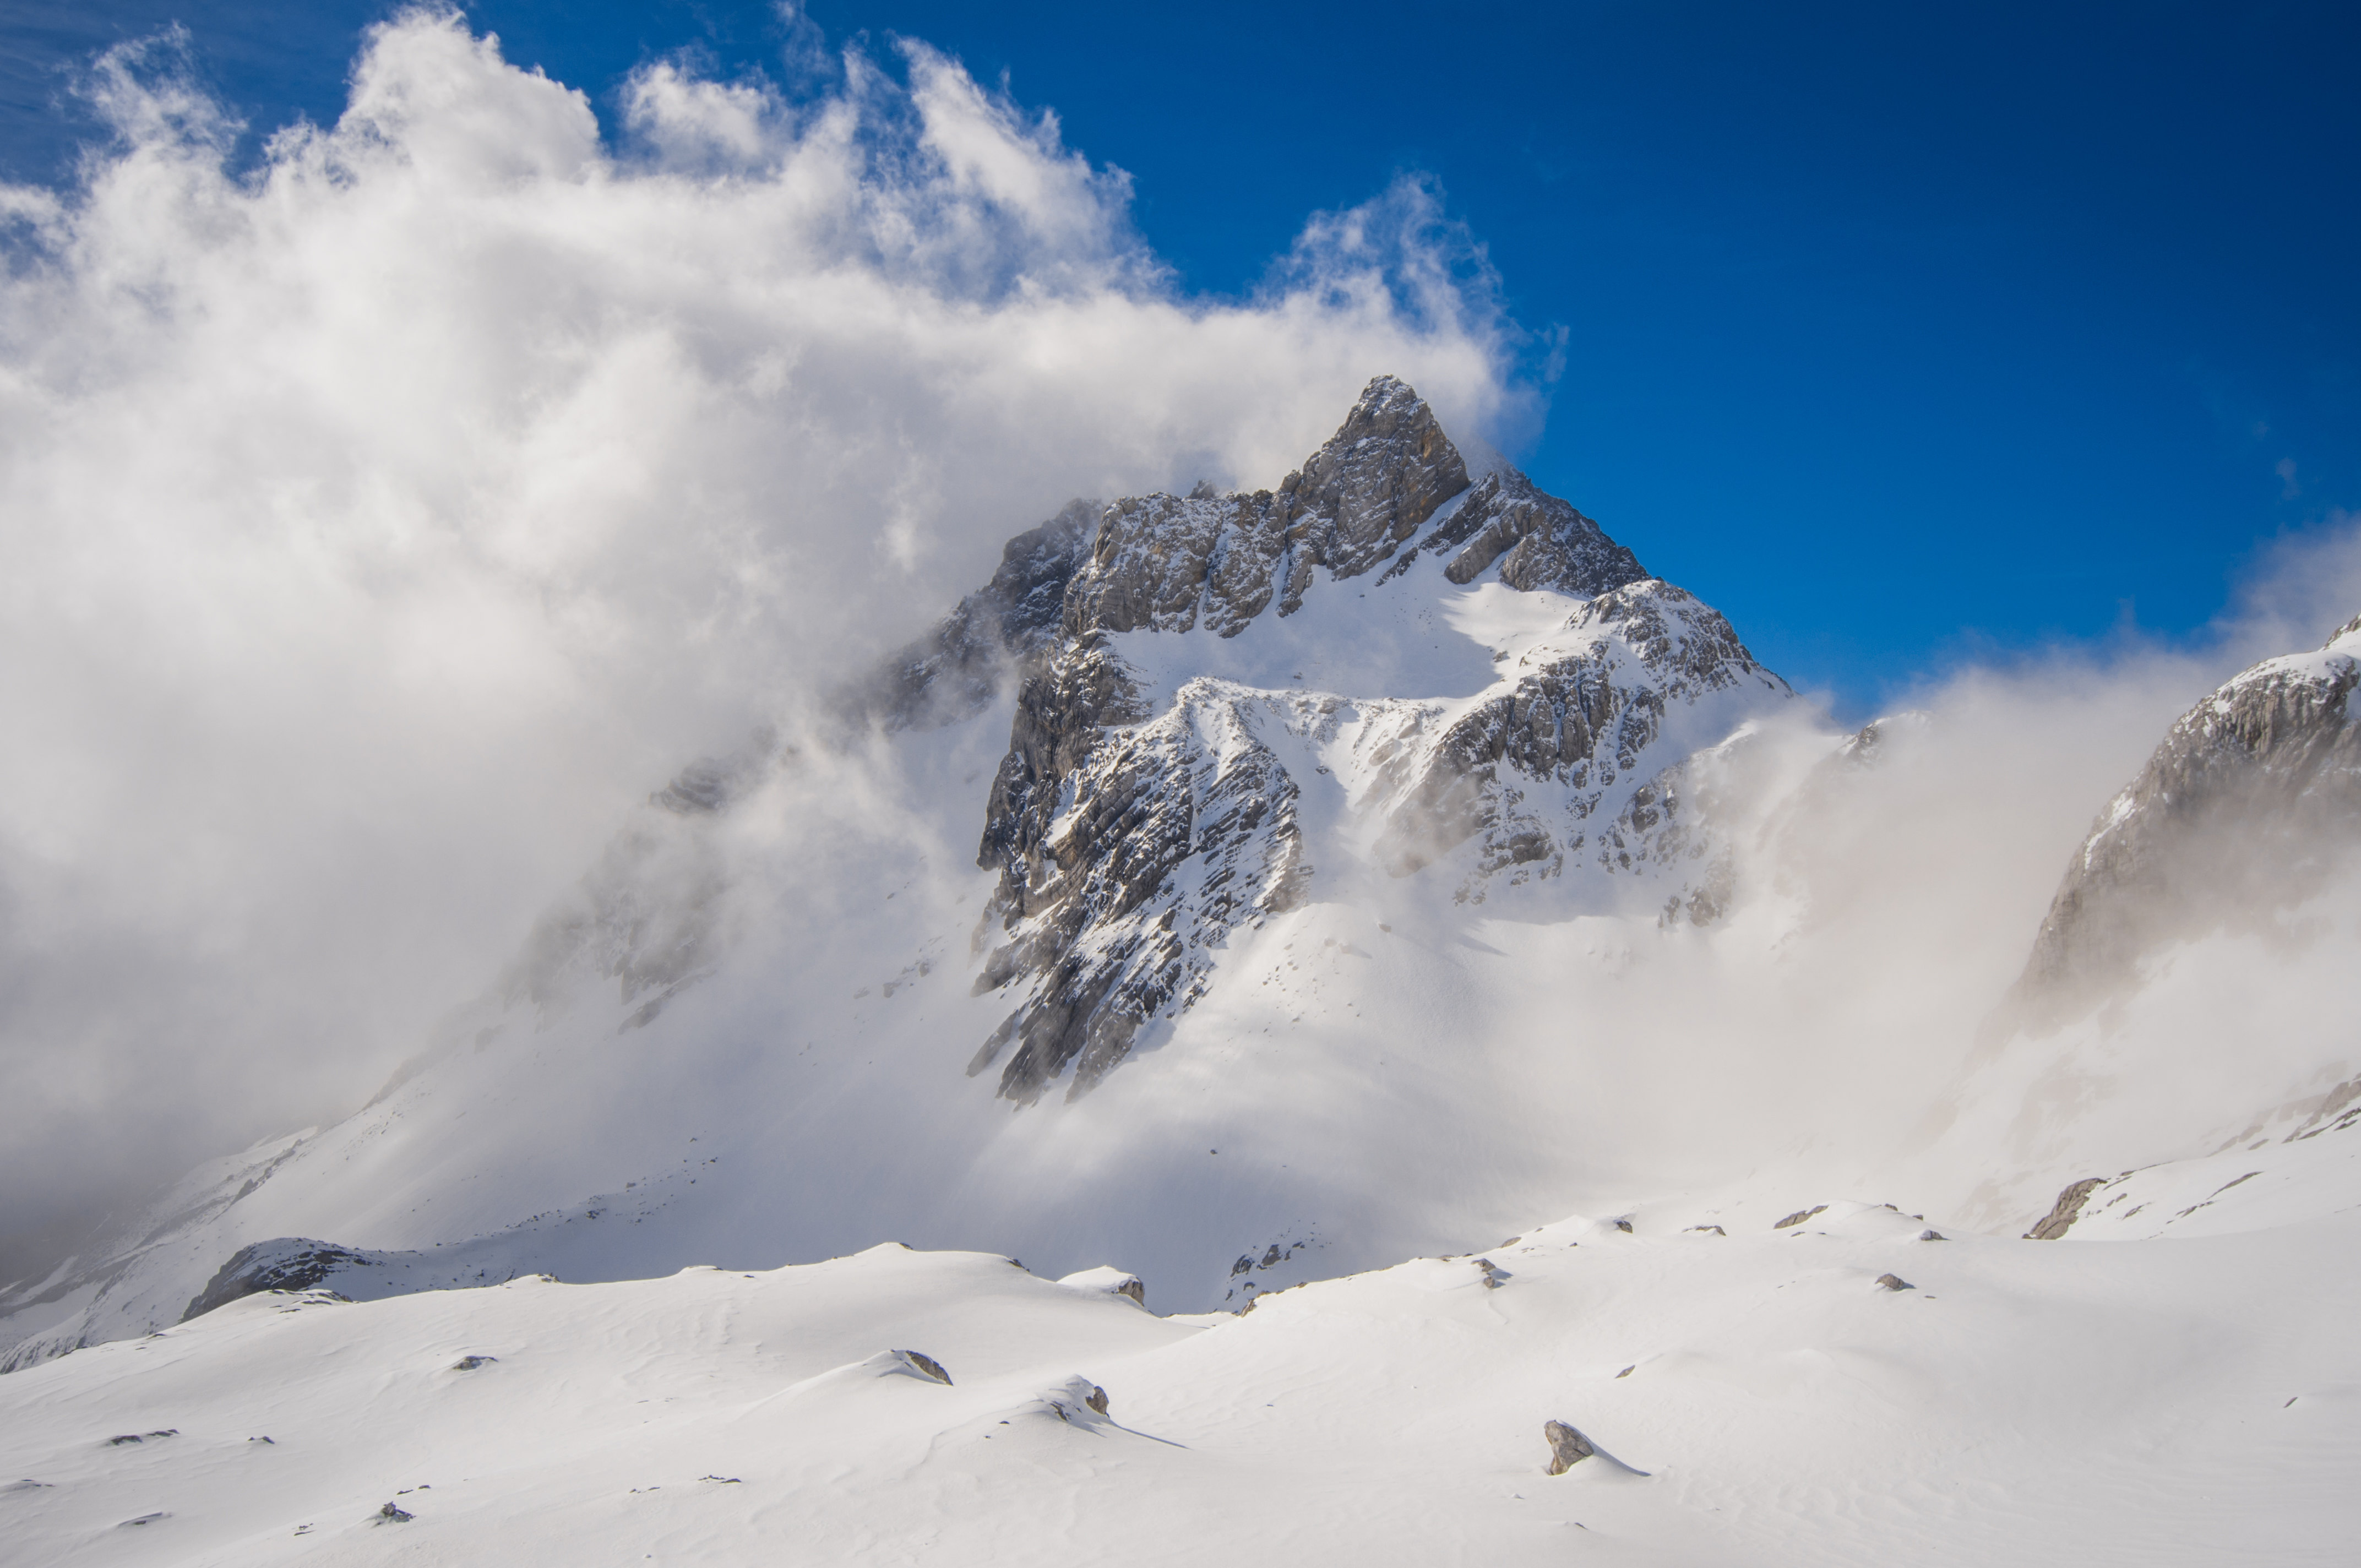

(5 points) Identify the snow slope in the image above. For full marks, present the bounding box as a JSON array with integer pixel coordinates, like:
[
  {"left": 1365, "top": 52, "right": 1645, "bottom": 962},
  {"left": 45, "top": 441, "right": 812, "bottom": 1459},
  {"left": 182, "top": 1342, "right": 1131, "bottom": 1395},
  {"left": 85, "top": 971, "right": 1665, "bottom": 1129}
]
[{"left": 6, "top": 1201, "right": 2357, "bottom": 1566}]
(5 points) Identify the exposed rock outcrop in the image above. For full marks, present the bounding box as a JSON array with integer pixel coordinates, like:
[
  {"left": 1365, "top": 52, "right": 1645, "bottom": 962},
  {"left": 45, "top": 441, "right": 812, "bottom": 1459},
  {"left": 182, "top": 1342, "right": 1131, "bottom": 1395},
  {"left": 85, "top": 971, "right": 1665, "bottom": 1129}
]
[
  {"left": 1373, "top": 581, "right": 1787, "bottom": 891},
  {"left": 969, "top": 379, "right": 1507, "bottom": 1103},
  {"left": 2025, "top": 1177, "right": 2107, "bottom": 1240},
  {"left": 2015, "top": 614, "right": 2361, "bottom": 1019},
  {"left": 1060, "top": 375, "right": 1469, "bottom": 639},
  {"left": 964, "top": 378, "right": 1793, "bottom": 1103},
  {"left": 860, "top": 499, "right": 1101, "bottom": 731},
  {"left": 894, "top": 1349, "right": 953, "bottom": 1385},
  {"left": 182, "top": 1239, "right": 377, "bottom": 1322},
  {"left": 1543, "top": 1419, "right": 1596, "bottom": 1474},
  {"left": 969, "top": 668, "right": 1321, "bottom": 1103},
  {"left": 1057, "top": 1266, "right": 1147, "bottom": 1306}
]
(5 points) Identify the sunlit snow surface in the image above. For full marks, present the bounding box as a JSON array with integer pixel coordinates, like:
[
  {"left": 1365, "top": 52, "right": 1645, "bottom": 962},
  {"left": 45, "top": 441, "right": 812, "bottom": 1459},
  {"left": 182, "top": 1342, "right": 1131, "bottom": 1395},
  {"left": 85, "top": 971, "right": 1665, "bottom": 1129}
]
[{"left": 6, "top": 1207, "right": 2357, "bottom": 1566}]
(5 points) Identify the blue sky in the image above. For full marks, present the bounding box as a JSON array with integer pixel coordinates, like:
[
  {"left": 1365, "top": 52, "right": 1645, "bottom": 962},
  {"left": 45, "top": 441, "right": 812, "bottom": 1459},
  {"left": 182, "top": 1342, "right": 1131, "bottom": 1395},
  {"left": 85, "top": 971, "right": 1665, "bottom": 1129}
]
[{"left": 6, "top": 1, "right": 2357, "bottom": 714}]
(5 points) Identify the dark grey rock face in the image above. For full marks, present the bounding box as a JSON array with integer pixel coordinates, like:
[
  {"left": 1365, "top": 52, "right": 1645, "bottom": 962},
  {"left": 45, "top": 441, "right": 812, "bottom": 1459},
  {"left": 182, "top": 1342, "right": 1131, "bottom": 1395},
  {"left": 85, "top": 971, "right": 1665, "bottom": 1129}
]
[
  {"left": 969, "top": 673, "right": 1319, "bottom": 1104},
  {"left": 182, "top": 1238, "right": 377, "bottom": 1321},
  {"left": 862, "top": 499, "right": 1101, "bottom": 731},
  {"left": 1375, "top": 581, "right": 1783, "bottom": 885},
  {"left": 1063, "top": 490, "right": 1292, "bottom": 638},
  {"left": 2015, "top": 614, "right": 2361, "bottom": 1017},
  {"left": 1060, "top": 374, "right": 1471, "bottom": 638},
  {"left": 967, "top": 379, "right": 1502, "bottom": 1104},
  {"left": 1441, "top": 471, "right": 1645, "bottom": 595},
  {"left": 962, "top": 379, "right": 1788, "bottom": 1103},
  {"left": 1277, "top": 373, "right": 1471, "bottom": 605},
  {"left": 1373, "top": 467, "right": 1646, "bottom": 599}
]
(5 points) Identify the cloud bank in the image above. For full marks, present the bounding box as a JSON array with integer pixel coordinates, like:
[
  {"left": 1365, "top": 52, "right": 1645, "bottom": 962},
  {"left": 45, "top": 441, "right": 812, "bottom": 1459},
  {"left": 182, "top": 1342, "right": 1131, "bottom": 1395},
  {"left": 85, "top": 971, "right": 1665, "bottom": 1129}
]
[{"left": 0, "top": 10, "right": 1525, "bottom": 1276}]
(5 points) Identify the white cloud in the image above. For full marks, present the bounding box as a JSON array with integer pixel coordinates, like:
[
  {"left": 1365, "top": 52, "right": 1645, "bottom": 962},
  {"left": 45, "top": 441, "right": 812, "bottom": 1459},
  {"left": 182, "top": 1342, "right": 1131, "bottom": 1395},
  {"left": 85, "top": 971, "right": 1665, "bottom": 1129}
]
[{"left": 0, "top": 8, "right": 1523, "bottom": 1267}]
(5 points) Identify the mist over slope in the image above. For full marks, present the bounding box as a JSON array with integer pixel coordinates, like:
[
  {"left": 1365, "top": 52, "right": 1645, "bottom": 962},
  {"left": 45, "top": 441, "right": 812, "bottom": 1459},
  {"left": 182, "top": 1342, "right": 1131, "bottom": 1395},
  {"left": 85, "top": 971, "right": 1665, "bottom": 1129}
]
[
  {"left": 0, "top": 11, "right": 1520, "bottom": 1267},
  {"left": 6, "top": 15, "right": 2361, "bottom": 1562},
  {"left": 8, "top": 370, "right": 2359, "bottom": 1560},
  {"left": 8, "top": 369, "right": 2360, "bottom": 1373}
]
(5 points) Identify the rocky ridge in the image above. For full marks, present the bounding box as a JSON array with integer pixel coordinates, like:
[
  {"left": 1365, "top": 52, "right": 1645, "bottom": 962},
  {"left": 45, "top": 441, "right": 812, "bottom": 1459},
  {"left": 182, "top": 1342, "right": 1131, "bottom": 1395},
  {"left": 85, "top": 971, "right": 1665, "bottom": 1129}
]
[
  {"left": 965, "top": 377, "right": 1789, "bottom": 1103},
  {"left": 2016, "top": 613, "right": 2361, "bottom": 1014}
]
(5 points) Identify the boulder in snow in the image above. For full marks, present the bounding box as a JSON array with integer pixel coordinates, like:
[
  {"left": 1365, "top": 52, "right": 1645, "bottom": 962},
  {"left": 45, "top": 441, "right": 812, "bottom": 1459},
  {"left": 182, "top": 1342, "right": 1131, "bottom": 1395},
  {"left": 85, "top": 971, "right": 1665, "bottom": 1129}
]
[
  {"left": 2026, "top": 1178, "right": 2107, "bottom": 1240},
  {"left": 893, "top": 1349, "right": 953, "bottom": 1385},
  {"left": 1544, "top": 1420, "right": 1596, "bottom": 1474},
  {"left": 1057, "top": 1266, "right": 1147, "bottom": 1306}
]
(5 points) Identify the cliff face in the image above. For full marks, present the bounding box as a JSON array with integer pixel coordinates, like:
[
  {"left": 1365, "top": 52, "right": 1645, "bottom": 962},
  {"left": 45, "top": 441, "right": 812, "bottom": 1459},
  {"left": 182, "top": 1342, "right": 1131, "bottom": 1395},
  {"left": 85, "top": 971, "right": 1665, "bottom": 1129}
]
[
  {"left": 2016, "top": 614, "right": 2361, "bottom": 1015},
  {"left": 965, "top": 377, "right": 1788, "bottom": 1103}
]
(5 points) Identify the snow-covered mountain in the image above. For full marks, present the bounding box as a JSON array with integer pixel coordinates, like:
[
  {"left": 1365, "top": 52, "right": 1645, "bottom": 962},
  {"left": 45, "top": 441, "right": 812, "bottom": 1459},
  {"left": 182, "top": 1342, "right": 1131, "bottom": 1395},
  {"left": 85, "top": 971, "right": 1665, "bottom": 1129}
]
[
  {"left": 5, "top": 379, "right": 2360, "bottom": 1564},
  {"left": 1893, "top": 612, "right": 2361, "bottom": 1235},
  {"left": 2020, "top": 612, "right": 2361, "bottom": 1011},
  {"left": 1, "top": 378, "right": 1800, "bottom": 1368}
]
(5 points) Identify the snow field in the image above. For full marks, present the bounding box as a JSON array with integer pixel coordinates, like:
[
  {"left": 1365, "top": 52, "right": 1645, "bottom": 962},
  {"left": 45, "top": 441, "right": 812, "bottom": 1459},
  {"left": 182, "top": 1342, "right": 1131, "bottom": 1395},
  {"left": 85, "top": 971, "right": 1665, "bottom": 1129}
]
[{"left": 7, "top": 1204, "right": 2357, "bottom": 1566}]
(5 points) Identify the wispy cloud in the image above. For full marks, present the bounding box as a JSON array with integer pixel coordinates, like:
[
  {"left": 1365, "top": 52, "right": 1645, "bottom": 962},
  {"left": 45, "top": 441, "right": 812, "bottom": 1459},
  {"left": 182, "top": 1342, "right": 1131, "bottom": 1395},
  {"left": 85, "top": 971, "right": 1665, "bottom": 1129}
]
[{"left": 0, "top": 9, "right": 1523, "bottom": 1269}]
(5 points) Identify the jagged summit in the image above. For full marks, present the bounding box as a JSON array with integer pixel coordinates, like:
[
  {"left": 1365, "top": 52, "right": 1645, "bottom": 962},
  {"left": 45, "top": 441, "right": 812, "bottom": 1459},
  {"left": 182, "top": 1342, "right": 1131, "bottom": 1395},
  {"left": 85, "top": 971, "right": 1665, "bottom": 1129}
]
[
  {"left": 1063, "top": 377, "right": 1646, "bottom": 642},
  {"left": 963, "top": 377, "right": 1785, "bottom": 1104}
]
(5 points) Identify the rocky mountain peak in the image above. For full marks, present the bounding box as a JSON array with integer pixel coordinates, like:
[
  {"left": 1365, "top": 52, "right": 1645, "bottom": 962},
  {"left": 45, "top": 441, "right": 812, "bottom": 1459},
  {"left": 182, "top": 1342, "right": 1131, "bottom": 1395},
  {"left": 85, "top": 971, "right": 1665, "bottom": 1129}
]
[
  {"left": 1280, "top": 374, "right": 1471, "bottom": 588},
  {"left": 959, "top": 380, "right": 1784, "bottom": 1104},
  {"left": 2014, "top": 609, "right": 2361, "bottom": 1018},
  {"left": 1060, "top": 376, "right": 1472, "bottom": 640}
]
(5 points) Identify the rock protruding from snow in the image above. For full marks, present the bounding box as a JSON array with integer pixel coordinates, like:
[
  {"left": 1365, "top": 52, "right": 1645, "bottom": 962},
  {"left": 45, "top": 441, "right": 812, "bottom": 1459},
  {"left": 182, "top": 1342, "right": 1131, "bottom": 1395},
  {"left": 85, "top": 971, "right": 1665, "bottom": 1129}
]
[
  {"left": 1057, "top": 1266, "right": 1147, "bottom": 1306},
  {"left": 894, "top": 1349, "right": 954, "bottom": 1385},
  {"left": 2025, "top": 1178, "right": 2108, "bottom": 1240},
  {"left": 967, "top": 379, "right": 1788, "bottom": 1103},
  {"left": 861, "top": 500, "right": 1101, "bottom": 731},
  {"left": 182, "top": 1239, "right": 375, "bottom": 1322},
  {"left": 1374, "top": 581, "right": 1788, "bottom": 885},
  {"left": 1543, "top": 1419, "right": 1596, "bottom": 1473},
  {"left": 970, "top": 658, "right": 1313, "bottom": 1104},
  {"left": 2015, "top": 613, "right": 2361, "bottom": 1017},
  {"left": 1039, "top": 1376, "right": 1113, "bottom": 1423},
  {"left": 1437, "top": 470, "right": 1645, "bottom": 595},
  {"left": 1061, "top": 375, "right": 1468, "bottom": 640}
]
